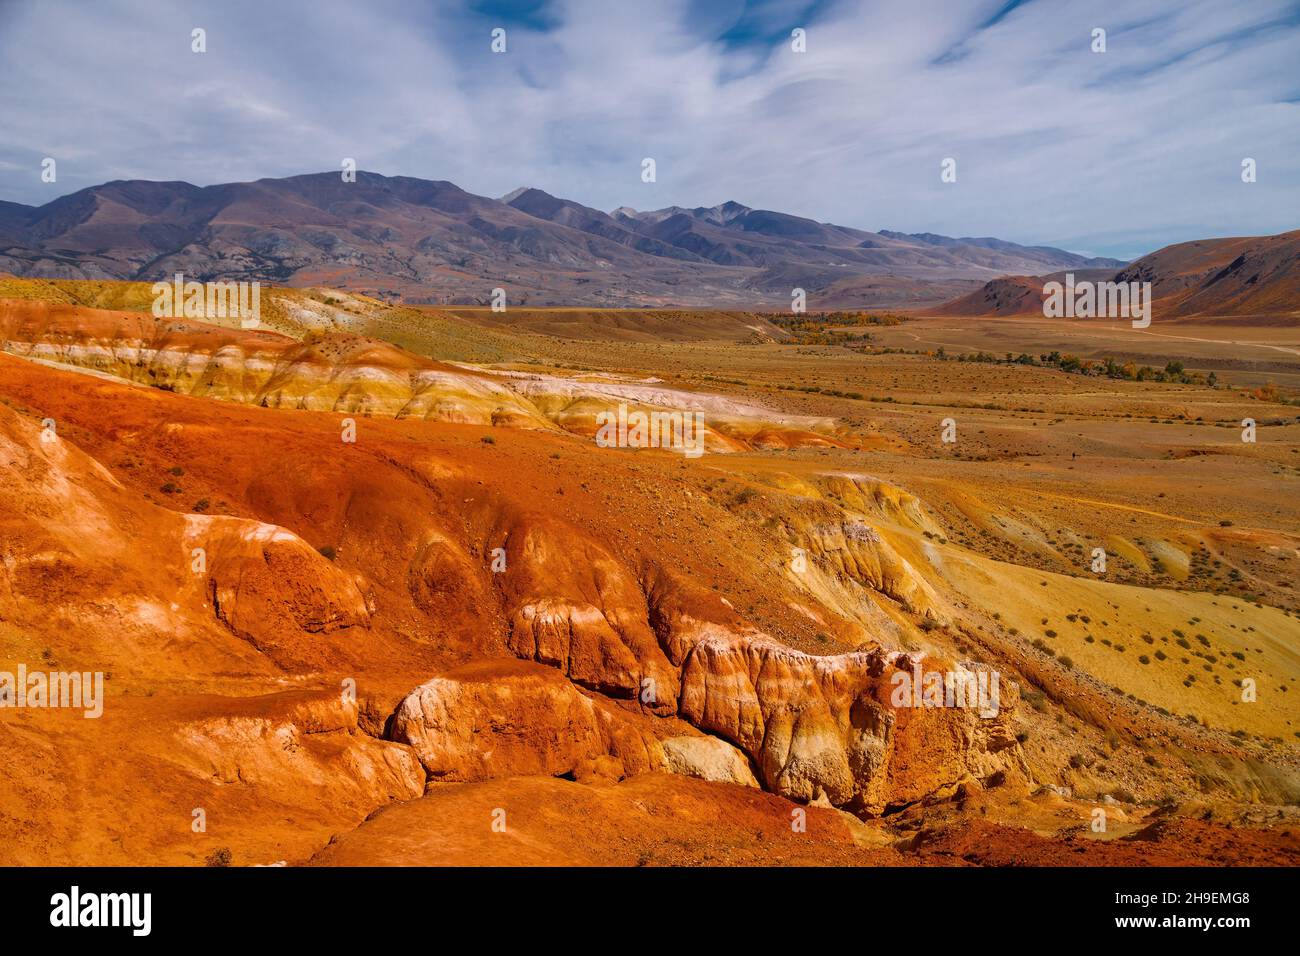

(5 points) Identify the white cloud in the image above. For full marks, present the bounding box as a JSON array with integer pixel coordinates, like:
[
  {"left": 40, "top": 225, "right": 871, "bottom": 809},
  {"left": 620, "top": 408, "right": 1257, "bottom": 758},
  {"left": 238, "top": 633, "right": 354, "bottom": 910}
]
[{"left": 0, "top": 0, "right": 1295, "bottom": 257}]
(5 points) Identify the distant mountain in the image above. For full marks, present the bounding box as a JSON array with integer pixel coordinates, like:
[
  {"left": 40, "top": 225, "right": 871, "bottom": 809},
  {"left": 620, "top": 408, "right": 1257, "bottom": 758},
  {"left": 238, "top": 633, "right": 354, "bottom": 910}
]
[
  {"left": 936, "top": 230, "right": 1300, "bottom": 318},
  {"left": 500, "top": 187, "right": 701, "bottom": 262},
  {"left": 0, "top": 171, "right": 1132, "bottom": 308},
  {"left": 877, "top": 230, "right": 1123, "bottom": 270}
]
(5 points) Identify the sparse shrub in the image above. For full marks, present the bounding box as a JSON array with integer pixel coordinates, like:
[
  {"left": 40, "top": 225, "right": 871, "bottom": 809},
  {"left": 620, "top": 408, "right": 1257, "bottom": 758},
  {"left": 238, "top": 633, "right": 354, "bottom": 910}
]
[
  {"left": 205, "top": 848, "right": 232, "bottom": 867},
  {"left": 1021, "top": 688, "right": 1048, "bottom": 713}
]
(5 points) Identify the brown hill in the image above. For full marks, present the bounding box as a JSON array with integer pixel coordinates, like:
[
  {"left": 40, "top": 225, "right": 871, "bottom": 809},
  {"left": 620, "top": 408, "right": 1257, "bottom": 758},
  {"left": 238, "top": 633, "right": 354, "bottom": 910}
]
[
  {"left": 1116, "top": 229, "right": 1300, "bottom": 316},
  {"left": 934, "top": 275, "right": 1047, "bottom": 316},
  {"left": 935, "top": 230, "right": 1300, "bottom": 319}
]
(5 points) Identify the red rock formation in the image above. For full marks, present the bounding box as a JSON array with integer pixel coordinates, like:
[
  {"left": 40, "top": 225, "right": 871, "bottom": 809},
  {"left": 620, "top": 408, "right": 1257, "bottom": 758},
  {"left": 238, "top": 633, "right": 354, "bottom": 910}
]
[
  {"left": 0, "top": 347, "right": 1023, "bottom": 866},
  {"left": 389, "top": 659, "right": 666, "bottom": 784}
]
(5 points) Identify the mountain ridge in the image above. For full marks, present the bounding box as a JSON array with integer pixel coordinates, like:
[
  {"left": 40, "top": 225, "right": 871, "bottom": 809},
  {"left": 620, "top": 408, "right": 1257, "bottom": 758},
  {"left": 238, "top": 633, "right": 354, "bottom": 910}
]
[{"left": 0, "top": 171, "right": 1130, "bottom": 308}]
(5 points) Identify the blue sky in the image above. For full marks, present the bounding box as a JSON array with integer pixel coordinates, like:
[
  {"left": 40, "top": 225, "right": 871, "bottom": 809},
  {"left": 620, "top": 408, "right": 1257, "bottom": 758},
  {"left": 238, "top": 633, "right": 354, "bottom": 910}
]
[{"left": 0, "top": 0, "right": 1297, "bottom": 259}]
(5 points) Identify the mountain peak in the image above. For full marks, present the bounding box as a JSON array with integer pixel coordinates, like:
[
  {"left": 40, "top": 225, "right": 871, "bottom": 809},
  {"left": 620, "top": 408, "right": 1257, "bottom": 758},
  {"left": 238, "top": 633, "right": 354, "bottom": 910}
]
[{"left": 500, "top": 186, "right": 540, "bottom": 204}]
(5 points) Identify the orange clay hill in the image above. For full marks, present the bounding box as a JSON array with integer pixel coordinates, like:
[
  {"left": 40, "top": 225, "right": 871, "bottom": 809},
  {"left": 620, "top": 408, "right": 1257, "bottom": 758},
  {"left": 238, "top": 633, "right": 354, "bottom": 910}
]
[{"left": 0, "top": 278, "right": 1297, "bottom": 867}]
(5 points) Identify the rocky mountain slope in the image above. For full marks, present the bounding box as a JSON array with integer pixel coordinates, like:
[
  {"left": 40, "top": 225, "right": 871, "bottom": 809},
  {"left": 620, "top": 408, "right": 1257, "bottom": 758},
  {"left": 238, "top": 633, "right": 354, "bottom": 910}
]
[
  {"left": 0, "top": 172, "right": 1119, "bottom": 309},
  {"left": 937, "top": 230, "right": 1300, "bottom": 318}
]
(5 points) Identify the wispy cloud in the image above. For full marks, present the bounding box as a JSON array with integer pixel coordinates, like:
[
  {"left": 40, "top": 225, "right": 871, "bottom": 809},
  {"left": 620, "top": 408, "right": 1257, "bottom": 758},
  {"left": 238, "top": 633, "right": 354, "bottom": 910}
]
[{"left": 0, "top": 0, "right": 1295, "bottom": 258}]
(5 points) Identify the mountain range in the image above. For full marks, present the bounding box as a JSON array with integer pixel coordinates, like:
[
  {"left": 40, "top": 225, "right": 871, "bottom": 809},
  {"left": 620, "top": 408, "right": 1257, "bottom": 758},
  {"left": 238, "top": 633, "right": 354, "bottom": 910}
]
[{"left": 0, "top": 171, "right": 1123, "bottom": 308}]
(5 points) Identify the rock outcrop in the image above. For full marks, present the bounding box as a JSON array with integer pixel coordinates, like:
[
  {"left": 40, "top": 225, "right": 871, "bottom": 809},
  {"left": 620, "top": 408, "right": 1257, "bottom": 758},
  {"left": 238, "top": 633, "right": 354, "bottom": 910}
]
[
  {"left": 192, "top": 516, "right": 373, "bottom": 669},
  {"left": 661, "top": 735, "right": 759, "bottom": 788},
  {"left": 388, "top": 660, "right": 666, "bottom": 784},
  {"left": 390, "top": 534, "right": 1021, "bottom": 813},
  {"left": 645, "top": 566, "right": 1018, "bottom": 812},
  {"left": 799, "top": 517, "right": 943, "bottom": 615},
  {"left": 497, "top": 515, "right": 680, "bottom": 710},
  {"left": 674, "top": 633, "right": 1018, "bottom": 812},
  {"left": 176, "top": 689, "right": 425, "bottom": 801}
]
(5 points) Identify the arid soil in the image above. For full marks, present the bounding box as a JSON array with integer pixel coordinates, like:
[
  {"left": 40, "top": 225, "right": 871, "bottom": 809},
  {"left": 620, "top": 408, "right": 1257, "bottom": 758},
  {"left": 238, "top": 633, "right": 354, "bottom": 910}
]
[{"left": 1, "top": 279, "right": 1297, "bottom": 866}]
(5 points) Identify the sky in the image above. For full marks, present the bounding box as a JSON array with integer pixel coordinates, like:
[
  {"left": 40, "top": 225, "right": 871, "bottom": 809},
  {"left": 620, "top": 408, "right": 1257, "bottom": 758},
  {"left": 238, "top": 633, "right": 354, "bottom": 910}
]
[{"left": 0, "top": 0, "right": 1297, "bottom": 259}]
